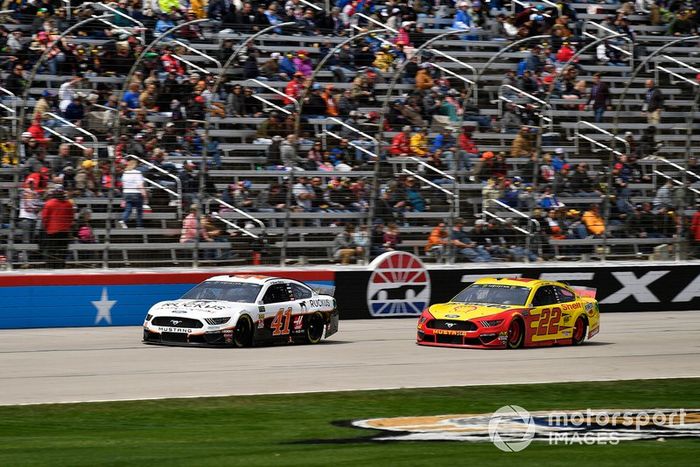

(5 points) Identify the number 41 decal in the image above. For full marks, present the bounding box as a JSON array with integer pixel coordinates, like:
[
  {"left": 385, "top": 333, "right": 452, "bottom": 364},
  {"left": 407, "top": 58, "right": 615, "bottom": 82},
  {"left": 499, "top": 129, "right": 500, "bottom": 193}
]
[{"left": 271, "top": 307, "right": 293, "bottom": 336}]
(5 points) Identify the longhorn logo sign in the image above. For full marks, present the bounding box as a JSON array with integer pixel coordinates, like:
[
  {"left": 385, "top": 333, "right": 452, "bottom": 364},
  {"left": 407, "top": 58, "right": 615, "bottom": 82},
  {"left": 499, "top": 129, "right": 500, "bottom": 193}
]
[{"left": 366, "top": 251, "right": 431, "bottom": 317}]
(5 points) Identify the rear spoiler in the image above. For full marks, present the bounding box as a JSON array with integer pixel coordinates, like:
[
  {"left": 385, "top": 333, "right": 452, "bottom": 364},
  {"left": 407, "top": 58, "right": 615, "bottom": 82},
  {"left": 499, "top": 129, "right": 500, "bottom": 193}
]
[
  {"left": 311, "top": 285, "right": 336, "bottom": 297},
  {"left": 573, "top": 286, "right": 597, "bottom": 299}
]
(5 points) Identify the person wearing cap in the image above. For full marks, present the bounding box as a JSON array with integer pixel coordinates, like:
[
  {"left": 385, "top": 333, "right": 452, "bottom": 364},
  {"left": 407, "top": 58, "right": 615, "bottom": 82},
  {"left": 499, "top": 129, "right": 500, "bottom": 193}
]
[
  {"left": 452, "top": 2, "right": 473, "bottom": 32},
  {"left": 450, "top": 217, "right": 492, "bottom": 262},
  {"left": 284, "top": 72, "right": 305, "bottom": 106},
  {"left": 301, "top": 82, "right": 327, "bottom": 118},
  {"left": 390, "top": 125, "right": 412, "bottom": 157},
  {"left": 41, "top": 185, "right": 75, "bottom": 269},
  {"left": 373, "top": 44, "right": 395, "bottom": 73}
]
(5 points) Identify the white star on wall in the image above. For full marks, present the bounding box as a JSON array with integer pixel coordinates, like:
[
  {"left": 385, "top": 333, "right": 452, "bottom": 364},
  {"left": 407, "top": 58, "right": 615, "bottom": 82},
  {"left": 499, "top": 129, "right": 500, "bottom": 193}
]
[{"left": 93, "top": 288, "right": 117, "bottom": 325}]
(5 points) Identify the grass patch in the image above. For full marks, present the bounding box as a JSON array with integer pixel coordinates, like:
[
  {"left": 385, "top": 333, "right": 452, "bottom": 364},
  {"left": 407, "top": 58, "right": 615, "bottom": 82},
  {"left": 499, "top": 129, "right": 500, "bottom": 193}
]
[{"left": 0, "top": 378, "right": 698, "bottom": 466}]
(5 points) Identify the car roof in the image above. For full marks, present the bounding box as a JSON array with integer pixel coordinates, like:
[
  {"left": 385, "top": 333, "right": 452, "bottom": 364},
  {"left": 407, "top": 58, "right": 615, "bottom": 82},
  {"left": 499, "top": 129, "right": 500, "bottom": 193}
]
[
  {"left": 204, "top": 274, "right": 287, "bottom": 285},
  {"left": 473, "top": 277, "right": 553, "bottom": 288}
]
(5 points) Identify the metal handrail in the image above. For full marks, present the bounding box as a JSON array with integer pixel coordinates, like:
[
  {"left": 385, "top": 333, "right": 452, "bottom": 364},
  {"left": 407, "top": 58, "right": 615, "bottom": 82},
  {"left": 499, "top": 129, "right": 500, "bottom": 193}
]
[
  {"left": 402, "top": 168, "right": 457, "bottom": 198},
  {"left": 143, "top": 176, "right": 178, "bottom": 197},
  {"left": 44, "top": 112, "right": 99, "bottom": 149},
  {"left": 212, "top": 213, "right": 259, "bottom": 239},
  {"left": 653, "top": 170, "right": 700, "bottom": 195},
  {"left": 62, "top": 0, "right": 71, "bottom": 20},
  {"left": 41, "top": 126, "right": 89, "bottom": 150},
  {"left": 126, "top": 154, "right": 183, "bottom": 219},
  {"left": 491, "top": 199, "right": 540, "bottom": 231},
  {"left": 247, "top": 79, "right": 299, "bottom": 109},
  {"left": 251, "top": 94, "right": 291, "bottom": 115},
  {"left": 328, "top": 117, "right": 378, "bottom": 142},
  {"left": 90, "top": 16, "right": 135, "bottom": 38},
  {"left": 498, "top": 84, "right": 553, "bottom": 130},
  {"left": 657, "top": 66, "right": 700, "bottom": 87},
  {"left": 427, "top": 48, "right": 478, "bottom": 101},
  {"left": 661, "top": 55, "right": 700, "bottom": 74},
  {"left": 482, "top": 210, "right": 530, "bottom": 235},
  {"left": 0, "top": 87, "right": 17, "bottom": 136},
  {"left": 89, "top": 2, "right": 145, "bottom": 44},
  {"left": 323, "top": 130, "right": 378, "bottom": 159},
  {"left": 582, "top": 31, "right": 632, "bottom": 58},
  {"left": 646, "top": 156, "right": 700, "bottom": 181},
  {"left": 171, "top": 54, "right": 212, "bottom": 75},
  {"left": 207, "top": 198, "right": 266, "bottom": 230},
  {"left": 577, "top": 120, "right": 631, "bottom": 155},
  {"left": 299, "top": 0, "right": 323, "bottom": 11},
  {"left": 172, "top": 40, "right": 222, "bottom": 70},
  {"left": 409, "top": 156, "right": 455, "bottom": 180},
  {"left": 356, "top": 12, "right": 398, "bottom": 34}
]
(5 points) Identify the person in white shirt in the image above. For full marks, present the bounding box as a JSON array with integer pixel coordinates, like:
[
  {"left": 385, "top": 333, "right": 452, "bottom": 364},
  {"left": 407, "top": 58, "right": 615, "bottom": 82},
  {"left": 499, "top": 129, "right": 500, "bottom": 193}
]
[
  {"left": 58, "top": 76, "right": 83, "bottom": 113},
  {"left": 119, "top": 159, "right": 147, "bottom": 228}
]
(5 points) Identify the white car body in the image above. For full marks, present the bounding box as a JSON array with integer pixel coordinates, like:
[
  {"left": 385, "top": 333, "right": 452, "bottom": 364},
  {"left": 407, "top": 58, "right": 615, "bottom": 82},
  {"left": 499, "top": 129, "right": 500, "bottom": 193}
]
[{"left": 143, "top": 274, "right": 338, "bottom": 346}]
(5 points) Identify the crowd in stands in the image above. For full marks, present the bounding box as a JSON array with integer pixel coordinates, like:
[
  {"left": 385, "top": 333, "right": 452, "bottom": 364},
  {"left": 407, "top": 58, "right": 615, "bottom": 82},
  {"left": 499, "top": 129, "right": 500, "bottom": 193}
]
[{"left": 1, "top": 0, "right": 699, "bottom": 267}]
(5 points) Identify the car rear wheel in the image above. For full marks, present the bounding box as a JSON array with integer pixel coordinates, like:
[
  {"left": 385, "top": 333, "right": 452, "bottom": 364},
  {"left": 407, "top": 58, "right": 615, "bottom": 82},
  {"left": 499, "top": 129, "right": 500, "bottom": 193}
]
[
  {"left": 233, "top": 315, "right": 254, "bottom": 348},
  {"left": 304, "top": 312, "right": 325, "bottom": 344},
  {"left": 572, "top": 316, "right": 587, "bottom": 346},
  {"left": 506, "top": 318, "right": 524, "bottom": 349}
]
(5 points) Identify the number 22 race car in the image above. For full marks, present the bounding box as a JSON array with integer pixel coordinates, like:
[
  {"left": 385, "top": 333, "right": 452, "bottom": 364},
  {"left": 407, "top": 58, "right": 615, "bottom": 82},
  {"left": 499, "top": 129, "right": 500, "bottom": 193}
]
[
  {"left": 143, "top": 275, "right": 338, "bottom": 347},
  {"left": 417, "top": 277, "right": 599, "bottom": 349}
]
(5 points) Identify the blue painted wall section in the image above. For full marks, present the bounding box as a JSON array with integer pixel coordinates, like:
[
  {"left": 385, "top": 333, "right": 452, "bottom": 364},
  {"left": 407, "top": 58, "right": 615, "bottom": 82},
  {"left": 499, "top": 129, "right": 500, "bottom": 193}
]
[{"left": 0, "top": 271, "right": 335, "bottom": 329}]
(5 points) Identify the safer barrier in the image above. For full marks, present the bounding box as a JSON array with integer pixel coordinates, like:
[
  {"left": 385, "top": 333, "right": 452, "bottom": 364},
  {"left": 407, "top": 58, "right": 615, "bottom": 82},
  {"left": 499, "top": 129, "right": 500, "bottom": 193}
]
[{"left": 1, "top": 254, "right": 699, "bottom": 329}]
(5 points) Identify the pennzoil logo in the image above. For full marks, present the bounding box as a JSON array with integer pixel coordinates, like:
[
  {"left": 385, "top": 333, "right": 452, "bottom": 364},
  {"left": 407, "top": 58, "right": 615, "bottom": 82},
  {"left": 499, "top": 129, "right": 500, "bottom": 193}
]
[
  {"left": 351, "top": 409, "right": 700, "bottom": 445},
  {"left": 366, "top": 251, "right": 431, "bottom": 317}
]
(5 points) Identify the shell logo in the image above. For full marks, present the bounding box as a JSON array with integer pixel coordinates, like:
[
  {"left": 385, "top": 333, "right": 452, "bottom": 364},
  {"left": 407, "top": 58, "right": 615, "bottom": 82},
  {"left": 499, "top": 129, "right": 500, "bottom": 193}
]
[{"left": 366, "top": 251, "right": 431, "bottom": 317}]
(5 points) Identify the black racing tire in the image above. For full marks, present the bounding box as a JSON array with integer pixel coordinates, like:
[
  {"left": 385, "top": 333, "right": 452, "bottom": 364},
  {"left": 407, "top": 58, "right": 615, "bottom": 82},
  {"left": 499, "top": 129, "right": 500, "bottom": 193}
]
[
  {"left": 304, "top": 312, "right": 325, "bottom": 345},
  {"left": 233, "top": 315, "right": 254, "bottom": 348},
  {"left": 506, "top": 318, "right": 525, "bottom": 349},
  {"left": 572, "top": 316, "right": 587, "bottom": 346}
]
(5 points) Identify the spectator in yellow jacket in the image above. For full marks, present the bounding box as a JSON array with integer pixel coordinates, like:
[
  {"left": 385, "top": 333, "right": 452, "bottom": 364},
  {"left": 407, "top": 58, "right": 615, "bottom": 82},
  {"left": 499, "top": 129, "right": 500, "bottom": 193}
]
[
  {"left": 373, "top": 45, "right": 394, "bottom": 72},
  {"left": 582, "top": 203, "right": 606, "bottom": 237},
  {"left": 410, "top": 128, "right": 430, "bottom": 157}
]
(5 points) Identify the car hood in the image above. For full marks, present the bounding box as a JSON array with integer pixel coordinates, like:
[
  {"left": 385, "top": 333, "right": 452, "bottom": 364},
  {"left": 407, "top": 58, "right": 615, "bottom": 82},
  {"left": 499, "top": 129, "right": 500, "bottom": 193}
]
[
  {"left": 149, "top": 299, "right": 247, "bottom": 318},
  {"left": 428, "top": 302, "right": 521, "bottom": 321}
]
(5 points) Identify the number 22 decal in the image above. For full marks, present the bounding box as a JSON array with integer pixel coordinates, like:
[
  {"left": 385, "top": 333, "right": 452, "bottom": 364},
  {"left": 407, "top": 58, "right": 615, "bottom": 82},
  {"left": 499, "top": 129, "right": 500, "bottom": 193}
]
[
  {"left": 271, "top": 307, "right": 293, "bottom": 336},
  {"left": 537, "top": 307, "right": 561, "bottom": 335}
]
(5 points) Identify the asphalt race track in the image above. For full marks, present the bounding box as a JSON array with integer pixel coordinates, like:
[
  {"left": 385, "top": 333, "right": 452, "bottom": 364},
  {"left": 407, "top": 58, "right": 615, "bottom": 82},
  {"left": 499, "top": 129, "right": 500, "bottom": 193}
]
[{"left": 0, "top": 311, "right": 698, "bottom": 405}]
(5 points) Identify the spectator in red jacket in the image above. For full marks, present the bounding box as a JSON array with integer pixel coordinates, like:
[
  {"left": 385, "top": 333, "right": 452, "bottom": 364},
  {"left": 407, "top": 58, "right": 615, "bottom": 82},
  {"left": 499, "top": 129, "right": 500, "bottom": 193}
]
[
  {"left": 390, "top": 125, "right": 412, "bottom": 156},
  {"left": 41, "top": 185, "right": 75, "bottom": 268},
  {"left": 284, "top": 72, "right": 306, "bottom": 106},
  {"left": 691, "top": 207, "right": 700, "bottom": 258},
  {"left": 458, "top": 128, "right": 479, "bottom": 157}
]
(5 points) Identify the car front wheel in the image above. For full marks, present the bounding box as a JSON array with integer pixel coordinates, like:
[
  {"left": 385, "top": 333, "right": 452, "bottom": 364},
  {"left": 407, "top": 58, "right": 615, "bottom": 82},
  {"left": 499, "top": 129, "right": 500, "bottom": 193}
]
[
  {"left": 233, "top": 315, "right": 254, "bottom": 348},
  {"left": 506, "top": 318, "right": 524, "bottom": 349}
]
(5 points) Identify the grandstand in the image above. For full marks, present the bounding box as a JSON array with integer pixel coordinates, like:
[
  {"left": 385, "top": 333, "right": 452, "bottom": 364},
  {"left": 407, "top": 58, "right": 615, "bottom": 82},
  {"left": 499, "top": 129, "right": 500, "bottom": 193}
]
[{"left": 0, "top": 0, "right": 698, "bottom": 269}]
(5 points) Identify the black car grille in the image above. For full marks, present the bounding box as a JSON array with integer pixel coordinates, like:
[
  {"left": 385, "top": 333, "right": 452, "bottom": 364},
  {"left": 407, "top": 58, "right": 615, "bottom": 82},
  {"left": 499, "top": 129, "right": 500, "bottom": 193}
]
[
  {"left": 160, "top": 332, "right": 188, "bottom": 343},
  {"left": 435, "top": 335, "right": 481, "bottom": 346},
  {"left": 152, "top": 317, "right": 203, "bottom": 328},
  {"left": 428, "top": 320, "right": 477, "bottom": 331}
]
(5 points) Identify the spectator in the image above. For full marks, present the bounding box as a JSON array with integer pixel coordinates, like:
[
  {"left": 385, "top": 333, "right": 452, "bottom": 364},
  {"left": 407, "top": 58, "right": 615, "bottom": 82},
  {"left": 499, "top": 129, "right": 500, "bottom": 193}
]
[
  {"left": 390, "top": 125, "right": 412, "bottom": 157},
  {"left": 425, "top": 221, "right": 449, "bottom": 260},
  {"left": 383, "top": 223, "right": 401, "bottom": 250},
  {"left": 352, "top": 224, "right": 370, "bottom": 259},
  {"left": 450, "top": 217, "right": 492, "bottom": 262},
  {"left": 643, "top": 79, "right": 664, "bottom": 125},
  {"left": 587, "top": 73, "right": 611, "bottom": 123},
  {"left": 582, "top": 204, "right": 606, "bottom": 237},
  {"left": 653, "top": 179, "right": 674, "bottom": 212},
  {"left": 40, "top": 185, "right": 74, "bottom": 269},
  {"left": 180, "top": 204, "right": 212, "bottom": 243},
  {"left": 333, "top": 224, "right": 360, "bottom": 264},
  {"left": 511, "top": 126, "right": 534, "bottom": 157},
  {"left": 119, "top": 159, "right": 147, "bottom": 229},
  {"left": 409, "top": 127, "right": 429, "bottom": 157}
]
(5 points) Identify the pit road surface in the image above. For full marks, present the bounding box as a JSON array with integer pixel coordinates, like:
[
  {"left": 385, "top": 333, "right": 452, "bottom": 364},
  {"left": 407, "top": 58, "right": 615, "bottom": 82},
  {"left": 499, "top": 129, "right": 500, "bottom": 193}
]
[{"left": 0, "top": 311, "right": 698, "bottom": 405}]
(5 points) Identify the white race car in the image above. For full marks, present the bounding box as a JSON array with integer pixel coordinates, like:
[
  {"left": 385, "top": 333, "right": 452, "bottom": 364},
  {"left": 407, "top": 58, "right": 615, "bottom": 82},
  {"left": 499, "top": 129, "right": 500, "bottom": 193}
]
[{"left": 143, "top": 274, "right": 338, "bottom": 347}]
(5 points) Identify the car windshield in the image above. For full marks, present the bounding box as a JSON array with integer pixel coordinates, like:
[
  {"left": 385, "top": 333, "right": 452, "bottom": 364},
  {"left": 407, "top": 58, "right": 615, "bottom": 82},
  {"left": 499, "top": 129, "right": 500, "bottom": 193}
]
[
  {"left": 181, "top": 281, "right": 262, "bottom": 303},
  {"left": 452, "top": 284, "right": 530, "bottom": 306}
]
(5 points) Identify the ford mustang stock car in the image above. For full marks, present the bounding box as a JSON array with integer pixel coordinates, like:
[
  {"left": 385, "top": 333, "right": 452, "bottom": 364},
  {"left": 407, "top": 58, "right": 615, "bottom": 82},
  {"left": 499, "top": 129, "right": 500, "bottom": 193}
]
[
  {"left": 417, "top": 277, "right": 599, "bottom": 349},
  {"left": 143, "top": 275, "right": 339, "bottom": 347}
]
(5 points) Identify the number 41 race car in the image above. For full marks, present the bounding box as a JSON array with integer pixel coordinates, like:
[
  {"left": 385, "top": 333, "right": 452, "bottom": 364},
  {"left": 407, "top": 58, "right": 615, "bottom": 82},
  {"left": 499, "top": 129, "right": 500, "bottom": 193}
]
[
  {"left": 417, "top": 277, "right": 599, "bottom": 349},
  {"left": 143, "top": 275, "right": 338, "bottom": 347}
]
